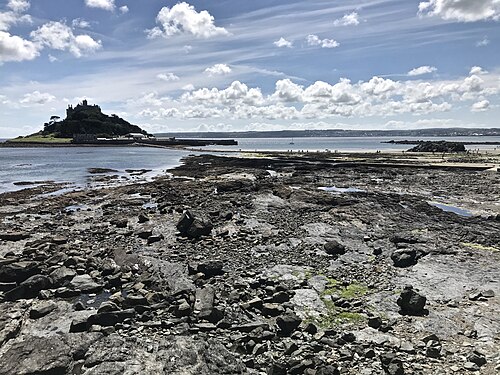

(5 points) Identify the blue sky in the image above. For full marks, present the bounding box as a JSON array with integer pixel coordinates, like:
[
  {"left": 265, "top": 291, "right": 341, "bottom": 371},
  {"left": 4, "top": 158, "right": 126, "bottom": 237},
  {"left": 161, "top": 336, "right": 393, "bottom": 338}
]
[{"left": 0, "top": 0, "right": 499, "bottom": 136}]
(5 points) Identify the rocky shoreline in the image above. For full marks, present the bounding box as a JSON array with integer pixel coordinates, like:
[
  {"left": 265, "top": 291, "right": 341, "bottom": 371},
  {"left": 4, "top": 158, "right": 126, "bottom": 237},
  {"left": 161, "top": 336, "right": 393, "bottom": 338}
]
[{"left": 0, "top": 152, "right": 499, "bottom": 374}]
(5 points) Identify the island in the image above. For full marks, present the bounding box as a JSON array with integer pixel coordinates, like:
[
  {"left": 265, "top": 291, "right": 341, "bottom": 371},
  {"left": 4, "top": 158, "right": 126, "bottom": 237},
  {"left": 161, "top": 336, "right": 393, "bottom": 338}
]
[{"left": 4, "top": 100, "right": 237, "bottom": 148}]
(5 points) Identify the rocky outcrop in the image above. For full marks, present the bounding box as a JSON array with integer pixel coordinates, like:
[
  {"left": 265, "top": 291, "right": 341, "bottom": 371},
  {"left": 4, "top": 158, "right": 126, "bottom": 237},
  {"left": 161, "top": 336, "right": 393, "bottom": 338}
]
[{"left": 407, "top": 141, "right": 466, "bottom": 153}]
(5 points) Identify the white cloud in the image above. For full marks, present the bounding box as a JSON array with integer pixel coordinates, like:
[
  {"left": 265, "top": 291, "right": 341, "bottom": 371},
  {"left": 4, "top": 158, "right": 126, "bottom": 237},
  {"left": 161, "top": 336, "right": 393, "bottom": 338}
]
[
  {"left": 147, "top": 2, "right": 229, "bottom": 39},
  {"left": 418, "top": 0, "right": 500, "bottom": 22},
  {"left": 20, "top": 91, "right": 56, "bottom": 105},
  {"left": 333, "top": 12, "right": 359, "bottom": 26},
  {"left": 204, "top": 63, "right": 232, "bottom": 76},
  {"left": 272, "top": 79, "right": 303, "bottom": 102},
  {"left": 408, "top": 65, "right": 437, "bottom": 76},
  {"left": 7, "top": 0, "right": 30, "bottom": 13},
  {"left": 471, "top": 99, "right": 490, "bottom": 111},
  {"left": 136, "top": 68, "right": 499, "bottom": 122},
  {"left": 476, "top": 37, "right": 490, "bottom": 47},
  {"left": 84, "top": 0, "right": 115, "bottom": 12},
  {"left": 119, "top": 6, "right": 129, "bottom": 14},
  {"left": 0, "top": 30, "right": 39, "bottom": 62},
  {"left": 183, "top": 45, "right": 192, "bottom": 53},
  {"left": 31, "top": 21, "right": 102, "bottom": 57},
  {"left": 306, "top": 34, "right": 339, "bottom": 48},
  {"left": 273, "top": 37, "right": 293, "bottom": 48},
  {"left": 157, "top": 72, "right": 180, "bottom": 82},
  {"left": 48, "top": 54, "right": 58, "bottom": 62},
  {"left": 0, "top": 7, "right": 32, "bottom": 31},
  {"left": 182, "top": 84, "right": 195, "bottom": 91},
  {"left": 470, "top": 66, "right": 487, "bottom": 75},
  {"left": 72, "top": 18, "right": 91, "bottom": 29}
]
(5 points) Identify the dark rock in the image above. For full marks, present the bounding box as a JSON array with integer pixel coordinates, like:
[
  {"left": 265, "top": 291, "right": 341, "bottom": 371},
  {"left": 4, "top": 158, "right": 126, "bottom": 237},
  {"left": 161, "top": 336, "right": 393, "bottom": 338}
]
[
  {"left": 97, "top": 301, "right": 120, "bottom": 314},
  {"left": 70, "top": 316, "right": 88, "bottom": 333},
  {"left": 0, "top": 282, "right": 16, "bottom": 291},
  {"left": 380, "top": 353, "right": 405, "bottom": 375},
  {"left": 467, "top": 350, "right": 487, "bottom": 367},
  {"left": 391, "top": 249, "right": 417, "bottom": 268},
  {"left": 177, "top": 210, "right": 213, "bottom": 238},
  {"left": 368, "top": 316, "right": 382, "bottom": 329},
  {"left": 138, "top": 213, "right": 150, "bottom": 223},
  {"left": 0, "top": 261, "right": 40, "bottom": 283},
  {"left": 397, "top": 285, "right": 427, "bottom": 316},
  {"left": 136, "top": 230, "right": 153, "bottom": 239},
  {"left": 276, "top": 312, "right": 302, "bottom": 336},
  {"left": 0, "top": 232, "right": 29, "bottom": 241},
  {"left": 324, "top": 240, "right": 346, "bottom": 256},
  {"left": 5, "top": 274, "right": 52, "bottom": 301},
  {"left": 29, "top": 301, "right": 57, "bottom": 319},
  {"left": 408, "top": 141, "right": 466, "bottom": 153},
  {"left": 175, "top": 300, "right": 192, "bottom": 317},
  {"left": 86, "top": 308, "right": 135, "bottom": 327},
  {"left": 123, "top": 294, "right": 148, "bottom": 307},
  {"left": 110, "top": 218, "right": 128, "bottom": 228},
  {"left": 262, "top": 303, "right": 284, "bottom": 317},
  {"left": 316, "top": 365, "right": 340, "bottom": 375},
  {"left": 147, "top": 235, "right": 163, "bottom": 244},
  {"left": 74, "top": 301, "right": 86, "bottom": 311},
  {"left": 197, "top": 260, "right": 224, "bottom": 278}
]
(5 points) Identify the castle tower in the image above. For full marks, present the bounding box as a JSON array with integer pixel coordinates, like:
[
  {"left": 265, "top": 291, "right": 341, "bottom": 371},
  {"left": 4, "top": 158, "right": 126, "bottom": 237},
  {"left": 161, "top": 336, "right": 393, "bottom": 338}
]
[{"left": 82, "top": 99, "right": 88, "bottom": 107}]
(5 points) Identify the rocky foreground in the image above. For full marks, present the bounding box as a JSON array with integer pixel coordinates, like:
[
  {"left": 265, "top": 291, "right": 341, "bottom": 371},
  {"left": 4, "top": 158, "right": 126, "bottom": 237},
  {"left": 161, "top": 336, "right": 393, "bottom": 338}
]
[{"left": 0, "top": 153, "right": 499, "bottom": 375}]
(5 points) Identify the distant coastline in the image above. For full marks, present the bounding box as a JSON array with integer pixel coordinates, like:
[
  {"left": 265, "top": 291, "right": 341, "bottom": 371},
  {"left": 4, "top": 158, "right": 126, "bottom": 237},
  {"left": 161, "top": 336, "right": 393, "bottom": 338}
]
[{"left": 155, "top": 127, "right": 500, "bottom": 139}]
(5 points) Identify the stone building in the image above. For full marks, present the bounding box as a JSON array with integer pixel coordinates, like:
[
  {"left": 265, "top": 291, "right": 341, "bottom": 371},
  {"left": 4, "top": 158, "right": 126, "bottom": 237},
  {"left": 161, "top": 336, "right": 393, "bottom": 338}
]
[{"left": 66, "top": 99, "right": 101, "bottom": 117}]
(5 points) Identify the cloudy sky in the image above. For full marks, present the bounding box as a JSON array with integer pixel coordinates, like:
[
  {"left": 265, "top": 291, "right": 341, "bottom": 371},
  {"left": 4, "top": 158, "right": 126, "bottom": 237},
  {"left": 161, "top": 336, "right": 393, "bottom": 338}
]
[{"left": 0, "top": 0, "right": 499, "bottom": 136}]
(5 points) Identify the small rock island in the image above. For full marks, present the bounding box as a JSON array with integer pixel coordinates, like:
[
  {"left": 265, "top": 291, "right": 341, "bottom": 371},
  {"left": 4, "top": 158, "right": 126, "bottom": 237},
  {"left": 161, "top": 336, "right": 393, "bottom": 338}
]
[{"left": 6, "top": 100, "right": 237, "bottom": 147}]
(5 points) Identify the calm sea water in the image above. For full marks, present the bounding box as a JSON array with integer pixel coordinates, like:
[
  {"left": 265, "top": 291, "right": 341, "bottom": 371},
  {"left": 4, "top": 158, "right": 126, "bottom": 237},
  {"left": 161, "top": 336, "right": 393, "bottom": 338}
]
[
  {"left": 200, "top": 136, "right": 500, "bottom": 152},
  {"left": 1, "top": 136, "right": 499, "bottom": 194},
  {"left": 0, "top": 146, "right": 190, "bottom": 194}
]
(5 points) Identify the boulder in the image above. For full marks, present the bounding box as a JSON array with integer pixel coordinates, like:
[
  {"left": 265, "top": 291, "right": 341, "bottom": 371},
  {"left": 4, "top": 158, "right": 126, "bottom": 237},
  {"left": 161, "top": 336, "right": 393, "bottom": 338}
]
[
  {"left": 0, "top": 261, "right": 40, "bottom": 283},
  {"left": 397, "top": 285, "right": 427, "bottom": 316},
  {"left": 194, "top": 286, "right": 215, "bottom": 320},
  {"left": 391, "top": 249, "right": 417, "bottom": 268},
  {"left": 5, "top": 274, "right": 52, "bottom": 301},
  {"left": 86, "top": 308, "right": 135, "bottom": 327},
  {"left": 68, "top": 274, "right": 103, "bottom": 293},
  {"left": 197, "top": 260, "right": 224, "bottom": 278},
  {"left": 177, "top": 210, "right": 213, "bottom": 238},
  {"left": 380, "top": 353, "right": 404, "bottom": 375},
  {"left": 49, "top": 266, "right": 77, "bottom": 287},
  {"left": 276, "top": 312, "right": 302, "bottom": 336},
  {"left": 324, "top": 241, "right": 346, "bottom": 256}
]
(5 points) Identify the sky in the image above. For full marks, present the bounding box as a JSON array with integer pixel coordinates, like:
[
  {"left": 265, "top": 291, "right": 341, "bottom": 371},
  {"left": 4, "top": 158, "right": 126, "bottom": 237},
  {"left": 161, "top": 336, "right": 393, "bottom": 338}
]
[{"left": 0, "top": 0, "right": 499, "bottom": 137}]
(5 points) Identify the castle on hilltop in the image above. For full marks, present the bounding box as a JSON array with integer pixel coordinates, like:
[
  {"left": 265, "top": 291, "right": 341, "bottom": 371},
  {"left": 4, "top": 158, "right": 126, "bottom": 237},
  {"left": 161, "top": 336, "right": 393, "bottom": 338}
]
[{"left": 66, "top": 99, "right": 101, "bottom": 117}]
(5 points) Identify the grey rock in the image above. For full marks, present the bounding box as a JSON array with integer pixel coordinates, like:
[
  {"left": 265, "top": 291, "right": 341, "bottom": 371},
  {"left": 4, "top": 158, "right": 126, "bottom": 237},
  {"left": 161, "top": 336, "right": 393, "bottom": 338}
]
[
  {"left": 0, "top": 335, "right": 72, "bottom": 375},
  {"left": 69, "top": 274, "right": 103, "bottom": 293},
  {"left": 194, "top": 286, "right": 215, "bottom": 320},
  {"left": 29, "top": 301, "right": 57, "bottom": 319},
  {"left": 49, "top": 266, "right": 77, "bottom": 287}
]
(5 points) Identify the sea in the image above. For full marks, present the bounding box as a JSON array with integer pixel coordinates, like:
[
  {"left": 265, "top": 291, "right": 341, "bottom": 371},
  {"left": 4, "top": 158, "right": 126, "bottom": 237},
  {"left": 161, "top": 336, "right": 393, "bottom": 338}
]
[{"left": 1, "top": 136, "right": 499, "bottom": 194}]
